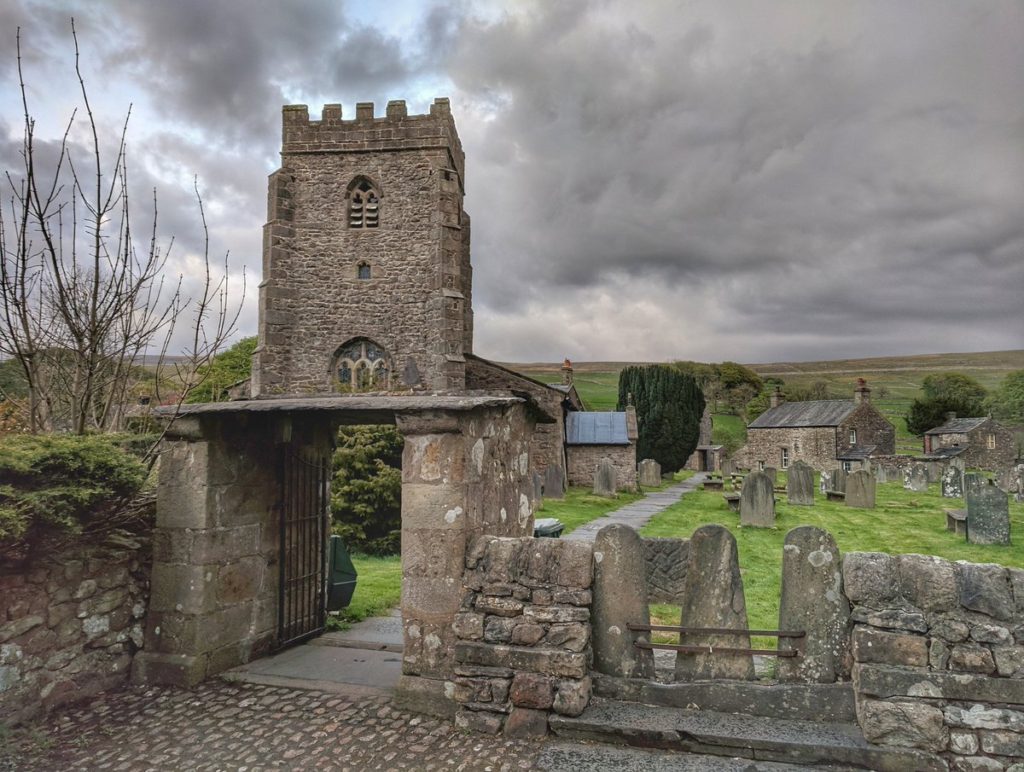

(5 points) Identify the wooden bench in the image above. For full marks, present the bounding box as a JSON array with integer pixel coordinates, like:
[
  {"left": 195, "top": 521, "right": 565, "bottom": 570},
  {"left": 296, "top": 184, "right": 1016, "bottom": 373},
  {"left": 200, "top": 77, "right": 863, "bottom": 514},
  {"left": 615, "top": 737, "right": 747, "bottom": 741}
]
[
  {"left": 825, "top": 490, "right": 846, "bottom": 502},
  {"left": 945, "top": 508, "right": 967, "bottom": 538},
  {"left": 702, "top": 479, "right": 725, "bottom": 491}
]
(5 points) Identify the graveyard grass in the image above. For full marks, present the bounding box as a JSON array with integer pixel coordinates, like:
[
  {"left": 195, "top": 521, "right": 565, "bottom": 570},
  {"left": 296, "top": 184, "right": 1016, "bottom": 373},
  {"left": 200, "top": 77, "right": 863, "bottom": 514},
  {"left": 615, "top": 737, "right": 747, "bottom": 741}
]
[{"left": 642, "top": 476, "right": 1024, "bottom": 637}]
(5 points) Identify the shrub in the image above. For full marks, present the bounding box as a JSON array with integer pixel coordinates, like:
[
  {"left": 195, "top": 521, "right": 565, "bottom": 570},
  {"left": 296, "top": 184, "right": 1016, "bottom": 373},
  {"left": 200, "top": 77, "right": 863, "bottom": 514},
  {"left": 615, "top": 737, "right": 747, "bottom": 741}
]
[
  {"left": 618, "top": 365, "right": 705, "bottom": 473},
  {"left": 330, "top": 425, "right": 403, "bottom": 555},
  {"left": 0, "top": 434, "right": 147, "bottom": 546},
  {"left": 186, "top": 336, "right": 258, "bottom": 403}
]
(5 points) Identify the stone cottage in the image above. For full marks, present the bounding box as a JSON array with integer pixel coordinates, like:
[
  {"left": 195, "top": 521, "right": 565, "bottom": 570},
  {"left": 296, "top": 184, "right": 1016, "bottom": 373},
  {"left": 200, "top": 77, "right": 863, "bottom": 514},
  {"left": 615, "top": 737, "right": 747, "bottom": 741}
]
[
  {"left": 565, "top": 406, "right": 639, "bottom": 491},
  {"left": 922, "top": 414, "right": 1017, "bottom": 471},
  {"left": 736, "top": 379, "right": 894, "bottom": 473}
]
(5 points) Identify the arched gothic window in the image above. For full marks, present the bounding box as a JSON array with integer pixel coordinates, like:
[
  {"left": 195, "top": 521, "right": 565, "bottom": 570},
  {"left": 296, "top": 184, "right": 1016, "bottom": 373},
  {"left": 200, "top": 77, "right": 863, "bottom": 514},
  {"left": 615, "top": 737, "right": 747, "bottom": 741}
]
[
  {"left": 333, "top": 338, "right": 390, "bottom": 392},
  {"left": 348, "top": 178, "right": 380, "bottom": 229}
]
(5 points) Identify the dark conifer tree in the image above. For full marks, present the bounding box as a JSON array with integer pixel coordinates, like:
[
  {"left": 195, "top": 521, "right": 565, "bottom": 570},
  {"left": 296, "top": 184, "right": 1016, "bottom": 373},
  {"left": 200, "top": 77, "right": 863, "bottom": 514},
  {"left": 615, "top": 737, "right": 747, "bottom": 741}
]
[{"left": 617, "top": 365, "right": 705, "bottom": 472}]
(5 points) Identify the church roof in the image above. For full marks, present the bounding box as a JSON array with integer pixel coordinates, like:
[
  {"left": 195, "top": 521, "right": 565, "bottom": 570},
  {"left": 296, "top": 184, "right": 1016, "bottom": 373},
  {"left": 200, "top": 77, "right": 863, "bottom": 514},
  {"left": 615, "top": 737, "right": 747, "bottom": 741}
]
[
  {"left": 748, "top": 400, "right": 856, "bottom": 429},
  {"left": 565, "top": 412, "right": 631, "bottom": 446}
]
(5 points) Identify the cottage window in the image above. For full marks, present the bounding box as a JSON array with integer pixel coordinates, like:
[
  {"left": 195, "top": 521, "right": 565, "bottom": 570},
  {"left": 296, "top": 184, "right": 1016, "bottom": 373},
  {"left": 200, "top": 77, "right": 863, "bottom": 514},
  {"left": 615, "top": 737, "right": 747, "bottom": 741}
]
[
  {"left": 348, "top": 178, "right": 380, "bottom": 229},
  {"left": 780, "top": 448, "right": 789, "bottom": 469},
  {"left": 987, "top": 433, "right": 996, "bottom": 449},
  {"left": 333, "top": 338, "right": 390, "bottom": 391},
  {"left": 848, "top": 428, "right": 857, "bottom": 445},
  {"left": 758, "top": 460, "right": 765, "bottom": 471},
  {"left": 842, "top": 461, "right": 852, "bottom": 472}
]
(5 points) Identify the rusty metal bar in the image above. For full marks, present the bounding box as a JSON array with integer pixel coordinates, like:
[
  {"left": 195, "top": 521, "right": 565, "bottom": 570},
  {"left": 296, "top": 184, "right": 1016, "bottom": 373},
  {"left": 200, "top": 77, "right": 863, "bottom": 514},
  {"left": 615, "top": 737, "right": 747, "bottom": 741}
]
[
  {"left": 627, "top": 623, "right": 805, "bottom": 638},
  {"left": 634, "top": 641, "right": 800, "bottom": 658}
]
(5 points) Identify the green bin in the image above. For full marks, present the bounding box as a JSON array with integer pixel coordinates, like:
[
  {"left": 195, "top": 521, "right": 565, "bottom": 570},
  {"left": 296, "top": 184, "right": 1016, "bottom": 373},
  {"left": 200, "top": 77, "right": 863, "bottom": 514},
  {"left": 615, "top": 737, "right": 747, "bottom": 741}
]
[
  {"left": 533, "top": 517, "right": 564, "bottom": 538},
  {"left": 327, "top": 535, "right": 358, "bottom": 611}
]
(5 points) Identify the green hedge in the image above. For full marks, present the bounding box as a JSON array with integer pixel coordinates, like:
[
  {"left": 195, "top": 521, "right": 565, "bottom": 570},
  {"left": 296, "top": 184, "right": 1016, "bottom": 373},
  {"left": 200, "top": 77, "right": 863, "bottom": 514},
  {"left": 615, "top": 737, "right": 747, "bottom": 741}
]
[{"left": 0, "top": 434, "right": 147, "bottom": 545}]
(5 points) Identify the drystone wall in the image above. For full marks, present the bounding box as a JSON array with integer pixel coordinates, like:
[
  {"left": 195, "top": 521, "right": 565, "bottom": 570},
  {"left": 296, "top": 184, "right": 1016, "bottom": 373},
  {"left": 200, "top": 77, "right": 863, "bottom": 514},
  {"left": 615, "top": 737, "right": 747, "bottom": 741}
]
[
  {"left": 566, "top": 444, "right": 637, "bottom": 491},
  {"left": 845, "top": 552, "right": 1024, "bottom": 768},
  {"left": 0, "top": 528, "right": 151, "bottom": 724},
  {"left": 451, "top": 535, "right": 593, "bottom": 738}
]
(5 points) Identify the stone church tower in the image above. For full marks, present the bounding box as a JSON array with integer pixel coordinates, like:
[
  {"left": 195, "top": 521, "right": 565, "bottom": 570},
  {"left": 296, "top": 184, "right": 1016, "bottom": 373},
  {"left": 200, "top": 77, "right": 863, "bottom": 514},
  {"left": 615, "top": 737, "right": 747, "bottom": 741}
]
[{"left": 252, "top": 99, "right": 473, "bottom": 396}]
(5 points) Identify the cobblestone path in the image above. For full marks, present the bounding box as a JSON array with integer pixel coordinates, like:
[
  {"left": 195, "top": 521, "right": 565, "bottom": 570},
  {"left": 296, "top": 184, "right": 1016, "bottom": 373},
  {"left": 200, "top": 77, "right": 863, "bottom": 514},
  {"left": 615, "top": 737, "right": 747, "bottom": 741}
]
[{"left": 1, "top": 680, "right": 543, "bottom": 772}]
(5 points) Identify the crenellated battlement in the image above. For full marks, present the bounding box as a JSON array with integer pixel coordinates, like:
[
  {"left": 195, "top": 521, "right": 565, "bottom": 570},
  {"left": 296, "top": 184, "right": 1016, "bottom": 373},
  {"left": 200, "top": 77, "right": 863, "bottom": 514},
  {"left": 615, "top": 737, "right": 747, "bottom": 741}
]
[{"left": 281, "top": 98, "right": 463, "bottom": 180}]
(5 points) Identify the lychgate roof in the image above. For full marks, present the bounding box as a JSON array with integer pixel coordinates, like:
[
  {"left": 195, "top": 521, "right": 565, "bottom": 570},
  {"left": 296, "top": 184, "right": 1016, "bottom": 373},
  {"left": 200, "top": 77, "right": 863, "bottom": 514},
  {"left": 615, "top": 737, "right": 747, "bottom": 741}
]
[
  {"left": 924, "top": 417, "right": 989, "bottom": 435},
  {"left": 748, "top": 400, "right": 857, "bottom": 429},
  {"left": 565, "top": 411, "right": 631, "bottom": 445}
]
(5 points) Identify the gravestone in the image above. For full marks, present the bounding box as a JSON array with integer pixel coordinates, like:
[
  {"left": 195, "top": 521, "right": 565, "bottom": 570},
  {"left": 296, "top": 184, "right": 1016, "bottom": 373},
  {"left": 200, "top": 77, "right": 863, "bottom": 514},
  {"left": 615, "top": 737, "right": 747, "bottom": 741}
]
[
  {"left": 675, "top": 525, "right": 754, "bottom": 681},
  {"left": 763, "top": 466, "right": 778, "bottom": 486},
  {"left": 593, "top": 458, "right": 617, "bottom": 496},
  {"left": 845, "top": 469, "right": 876, "bottom": 508},
  {"left": 832, "top": 468, "right": 848, "bottom": 494},
  {"left": 1014, "top": 464, "right": 1024, "bottom": 503},
  {"left": 941, "top": 465, "right": 963, "bottom": 499},
  {"left": 543, "top": 465, "right": 565, "bottom": 500},
  {"left": 786, "top": 461, "right": 814, "bottom": 506},
  {"left": 532, "top": 471, "right": 544, "bottom": 504},
  {"left": 963, "top": 472, "right": 984, "bottom": 501},
  {"left": 592, "top": 525, "right": 655, "bottom": 678},
  {"left": 638, "top": 458, "right": 662, "bottom": 487},
  {"left": 721, "top": 459, "right": 734, "bottom": 477},
  {"left": 874, "top": 465, "right": 889, "bottom": 484},
  {"left": 904, "top": 463, "right": 928, "bottom": 492},
  {"left": 778, "top": 526, "right": 850, "bottom": 683},
  {"left": 820, "top": 470, "right": 832, "bottom": 494},
  {"left": 925, "top": 461, "right": 943, "bottom": 484},
  {"left": 740, "top": 471, "right": 775, "bottom": 527},
  {"left": 966, "top": 481, "right": 1011, "bottom": 546}
]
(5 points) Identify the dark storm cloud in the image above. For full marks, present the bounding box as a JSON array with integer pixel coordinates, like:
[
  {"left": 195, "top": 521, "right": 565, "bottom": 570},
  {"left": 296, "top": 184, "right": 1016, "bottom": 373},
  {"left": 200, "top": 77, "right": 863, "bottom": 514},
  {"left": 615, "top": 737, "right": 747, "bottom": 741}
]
[{"left": 445, "top": 1, "right": 1024, "bottom": 360}]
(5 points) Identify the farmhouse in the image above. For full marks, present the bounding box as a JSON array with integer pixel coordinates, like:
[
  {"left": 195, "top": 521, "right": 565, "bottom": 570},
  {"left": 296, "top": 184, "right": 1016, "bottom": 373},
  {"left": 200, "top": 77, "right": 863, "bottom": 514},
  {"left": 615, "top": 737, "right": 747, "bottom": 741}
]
[
  {"left": 737, "top": 379, "right": 895, "bottom": 472},
  {"left": 922, "top": 414, "right": 1017, "bottom": 471}
]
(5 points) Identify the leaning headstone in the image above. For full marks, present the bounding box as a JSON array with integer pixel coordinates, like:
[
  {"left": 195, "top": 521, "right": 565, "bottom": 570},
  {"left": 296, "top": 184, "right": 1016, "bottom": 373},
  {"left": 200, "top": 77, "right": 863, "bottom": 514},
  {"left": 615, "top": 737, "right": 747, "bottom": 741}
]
[
  {"left": 592, "top": 525, "right": 655, "bottom": 678},
  {"left": 532, "top": 471, "right": 544, "bottom": 505},
  {"left": 638, "top": 458, "right": 662, "bottom": 487},
  {"left": 543, "top": 464, "right": 565, "bottom": 500},
  {"left": 832, "top": 468, "right": 848, "bottom": 494},
  {"left": 740, "top": 471, "right": 775, "bottom": 527},
  {"left": 904, "top": 463, "right": 928, "bottom": 492},
  {"left": 786, "top": 461, "right": 814, "bottom": 506},
  {"left": 675, "top": 525, "right": 754, "bottom": 681},
  {"left": 820, "top": 470, "right": 833, "bottom": 494},
  {"left": 845, "top": 470, "right": 876, "bottom": 508},
  {"left": 941, "top": 465, "right": 963, "bottom": 499},
  {"left": 763, "top": 466, "right": 778, "bottom": 486},
  {"left": 593, "top": 458, "right": 617, "bottom": 496},
  {"left": 967, "top": 481, "right": 1011, "bottom": 546},
  {"left": 778, "top": 526, "right": 850, "bottom": 683}
]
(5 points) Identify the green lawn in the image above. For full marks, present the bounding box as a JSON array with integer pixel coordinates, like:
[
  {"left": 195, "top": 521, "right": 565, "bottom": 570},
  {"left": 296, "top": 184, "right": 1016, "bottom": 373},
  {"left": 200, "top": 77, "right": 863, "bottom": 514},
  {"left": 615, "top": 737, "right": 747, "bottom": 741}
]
[{"left": 642, "top": 475, "right": 1024, "bottom": 636}]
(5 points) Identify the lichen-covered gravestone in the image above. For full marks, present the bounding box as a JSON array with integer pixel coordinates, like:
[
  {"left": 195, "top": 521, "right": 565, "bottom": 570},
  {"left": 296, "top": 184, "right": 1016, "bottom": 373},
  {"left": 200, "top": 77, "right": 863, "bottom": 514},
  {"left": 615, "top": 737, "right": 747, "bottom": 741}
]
[
  {"left": 820, "top": 470, "right": 832, "bottom": 494},
  {"left": 904, "top": 463, "right": 928, "bottom": 492},
  {"left": 845, "top": 469, "right": 876, "bottom": 508},
  {"left": 831, "top": 468, "right": 848, "bottom": 494},
  {"left": 592, "top": 524, "right": 654, "bottom": 678},
  {"left": 593, "top": 458, "right": 617, "bottom": 496},
  {"left": 966, "top": 481, "right": 1011, "bottom": 546},
  {"left": 1014, "top": 463, "right": 1024, "bottom": 503},
  {"left": 874, "top": 465, "right": 889, "bottom": 484},
  {"left": 638, "top": 458, "right": 662, "bottom": 487},
  {"left": 543, "top": 465, "right": 565, "bottom": 500},
  {"left": 941, "top": 465, "right": 963, "bottom": 499},
  {"left": 786, "top": 461, "right": 814, "bottom": 506},
  {"left": 675, "top": 525, "right": 754, "bottom": 681},
  {"left": 778, "top": 526, "right": 850, "bottom": 683},
  {"left": 740, "top": 470, "right": 775, "bottom": 527}
]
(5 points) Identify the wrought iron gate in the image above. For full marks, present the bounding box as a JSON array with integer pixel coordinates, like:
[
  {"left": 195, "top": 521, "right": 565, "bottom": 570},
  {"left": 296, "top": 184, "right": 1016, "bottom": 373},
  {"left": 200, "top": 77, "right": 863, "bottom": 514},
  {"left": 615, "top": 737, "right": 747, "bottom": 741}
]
[{"left": 278, "top": 446, "right": 330, "bottom": 648}]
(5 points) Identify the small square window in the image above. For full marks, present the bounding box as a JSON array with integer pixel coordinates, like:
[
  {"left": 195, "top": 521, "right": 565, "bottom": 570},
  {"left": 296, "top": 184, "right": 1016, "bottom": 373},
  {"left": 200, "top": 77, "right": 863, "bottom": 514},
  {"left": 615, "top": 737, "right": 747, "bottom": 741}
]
[
  {"left": 987, "top": 433, "right": 996, "bottom": 449},
  {"left": 357, "top": 262, "right": 371, "bottom": 280},
  {"left": 849, "top": 428, "right": 857, "bottom": 445}
]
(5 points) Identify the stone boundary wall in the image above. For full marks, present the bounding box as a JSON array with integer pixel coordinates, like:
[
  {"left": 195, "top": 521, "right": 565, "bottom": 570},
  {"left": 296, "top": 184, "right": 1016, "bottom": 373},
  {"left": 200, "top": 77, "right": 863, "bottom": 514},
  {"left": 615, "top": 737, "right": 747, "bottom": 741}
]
[
  {"left": 451, "top": 535, "right": 593, "bottom": 738},
  {"left": 844, "top": 552, "right": 1024, "bottom": 768},
  {"left": 0, "top": 529, "right": 151, "bottom": 725},
  {"left": 566, "top": 445, "right": 637, "bottom": 491}
]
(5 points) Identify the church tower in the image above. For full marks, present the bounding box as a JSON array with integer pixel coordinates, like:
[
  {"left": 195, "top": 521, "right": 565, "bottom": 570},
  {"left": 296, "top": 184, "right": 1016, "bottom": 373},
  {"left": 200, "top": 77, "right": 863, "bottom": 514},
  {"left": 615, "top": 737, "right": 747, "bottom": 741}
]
[{"left": 252, "top": 99, "right": 473, "bottom": 397}]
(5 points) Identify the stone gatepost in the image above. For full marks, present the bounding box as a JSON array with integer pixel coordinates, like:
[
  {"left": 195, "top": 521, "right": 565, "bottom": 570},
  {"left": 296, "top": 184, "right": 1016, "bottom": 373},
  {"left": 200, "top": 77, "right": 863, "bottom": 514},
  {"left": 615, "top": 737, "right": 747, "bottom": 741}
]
[
  {"left": 133, "top": 413, "right": 326, "bottom": 687},
  {"left": 592, "top": 525, "right": 654, "bottom": 679},
  {"left": 394, "top": 404, "right": 535, "bottom": 716}
]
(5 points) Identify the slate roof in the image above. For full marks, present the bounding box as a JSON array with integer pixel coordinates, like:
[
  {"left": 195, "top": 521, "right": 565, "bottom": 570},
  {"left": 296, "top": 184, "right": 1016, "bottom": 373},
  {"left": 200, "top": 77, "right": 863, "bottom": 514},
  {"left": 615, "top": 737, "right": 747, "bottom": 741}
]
[
  {"left": 836, "top": 445, "right": 877, "bottom": 461},
  {"left": 547, "top": 384, "right": 572, "bottom": 394},
  {"left": 748, "top": 400, "right": 856, "bottom": 429},
  {"left": 921, "top": 446, "right": 968, "bottom": 460},
  {"left": 924, "top": 417, "right": 988, "bottom": 435},
  {"left": 565, "top": 412, "right": 631, "bottom": 445}
]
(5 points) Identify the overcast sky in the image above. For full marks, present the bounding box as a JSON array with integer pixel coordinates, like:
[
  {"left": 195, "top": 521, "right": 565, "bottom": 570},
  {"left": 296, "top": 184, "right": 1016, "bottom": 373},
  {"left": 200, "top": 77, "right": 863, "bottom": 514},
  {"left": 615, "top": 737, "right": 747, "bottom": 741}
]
[{"left": 1, "top": 0, "right": 1021, "bottom": 364}]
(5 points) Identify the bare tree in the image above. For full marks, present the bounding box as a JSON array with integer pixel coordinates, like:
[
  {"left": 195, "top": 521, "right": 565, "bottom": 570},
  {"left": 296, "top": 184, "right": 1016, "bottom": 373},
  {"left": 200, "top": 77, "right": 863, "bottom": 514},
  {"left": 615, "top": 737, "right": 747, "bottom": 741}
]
[{"left": 0, "top": 21, "right": 244, "bottom": 438}]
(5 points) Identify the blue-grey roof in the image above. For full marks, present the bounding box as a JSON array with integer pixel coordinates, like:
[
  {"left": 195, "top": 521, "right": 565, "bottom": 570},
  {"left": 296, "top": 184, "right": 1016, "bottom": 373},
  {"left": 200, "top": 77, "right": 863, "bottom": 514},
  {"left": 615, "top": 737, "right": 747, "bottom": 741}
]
[
  {"left": 836, "top": 445, "right": 877, "bottom": 461},
  {"left": 748, "top": 400, "right": 856, "bottom": 429},
  {"left": 565, "top": 412, "right": 631, "bottom": 445},
  {"left": 922, "top": 446, "right": 968, "bottom": 459},
  {"left": 924, "top": 417, "right": 988, "bottom": 435}
]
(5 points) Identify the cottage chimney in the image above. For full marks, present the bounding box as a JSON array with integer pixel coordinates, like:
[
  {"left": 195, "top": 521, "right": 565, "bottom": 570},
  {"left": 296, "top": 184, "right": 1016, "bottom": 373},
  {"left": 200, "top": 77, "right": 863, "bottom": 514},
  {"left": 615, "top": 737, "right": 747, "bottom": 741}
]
[
  {"left": 561, "top": 358, "right": 574, "bottom": 386},
  {"left": 854, "top": 378, "right": 871, "bottom": 405},
  {"left": 625, "top": 392, "right": 639, "bottom": 442},
  {"left": 769, "top": 386, "right": 783, "bottom": 409},
  {"left": 945, "top": 411, "right": 957, "bottom": 422}
]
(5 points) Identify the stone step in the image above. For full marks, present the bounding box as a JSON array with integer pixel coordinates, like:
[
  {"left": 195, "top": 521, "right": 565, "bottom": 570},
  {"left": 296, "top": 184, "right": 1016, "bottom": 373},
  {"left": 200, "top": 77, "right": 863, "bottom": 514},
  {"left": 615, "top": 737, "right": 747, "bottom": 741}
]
[{"left": 547, "top": 698, "right": 946, "bottom": 771}]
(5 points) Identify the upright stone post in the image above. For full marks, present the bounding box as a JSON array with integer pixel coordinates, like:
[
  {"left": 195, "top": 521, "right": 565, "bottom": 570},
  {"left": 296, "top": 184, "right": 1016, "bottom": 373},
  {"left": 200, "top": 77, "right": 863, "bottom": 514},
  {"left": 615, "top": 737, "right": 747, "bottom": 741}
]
[
  {"left": 845, "top": 470, "right": 876, "bottom": 508},
  {"left": 592, "top": 525, "right": 654, "bottom": 679},
  {"left": 787, "top": 461, "right": 814, "bottom": 506},
  {"left": 740, "top": 471, "right": 775, "bottom": 527},
  {"left": 675, "top": 525, "right": 754, "bottom": 681},
  {"left": 778, "top": 527, "right": 850, "bottom": 683}
]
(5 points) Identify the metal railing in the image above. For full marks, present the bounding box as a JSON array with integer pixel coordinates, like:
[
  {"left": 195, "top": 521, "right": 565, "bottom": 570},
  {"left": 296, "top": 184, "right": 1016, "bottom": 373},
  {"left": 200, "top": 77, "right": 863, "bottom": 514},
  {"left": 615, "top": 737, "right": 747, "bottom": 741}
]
[{"left": 627, "top": 623, "right": 805, "bottom": 658}]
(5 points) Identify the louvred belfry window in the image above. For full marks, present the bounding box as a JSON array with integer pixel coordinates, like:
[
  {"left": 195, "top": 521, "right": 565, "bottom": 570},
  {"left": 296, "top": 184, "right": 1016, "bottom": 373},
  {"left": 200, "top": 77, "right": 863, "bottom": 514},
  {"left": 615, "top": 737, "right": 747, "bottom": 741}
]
[{"left": 349, "top": 179, "right": 380, "bottom": 229}]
